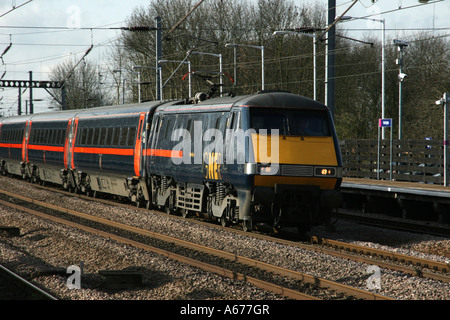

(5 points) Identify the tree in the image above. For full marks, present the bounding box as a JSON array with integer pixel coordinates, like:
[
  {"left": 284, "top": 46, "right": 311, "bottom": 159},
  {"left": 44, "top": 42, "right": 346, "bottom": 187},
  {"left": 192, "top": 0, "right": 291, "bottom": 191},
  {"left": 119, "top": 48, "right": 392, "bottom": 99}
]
[
  {"left": 399, "top": 33, "right": 450, "bottom": 140},
  {"left": 106, "top": 0, "right": 449, "bottom": 141},
  {"left": 49, "top": 58, "right": 109, "bottom": 110}
]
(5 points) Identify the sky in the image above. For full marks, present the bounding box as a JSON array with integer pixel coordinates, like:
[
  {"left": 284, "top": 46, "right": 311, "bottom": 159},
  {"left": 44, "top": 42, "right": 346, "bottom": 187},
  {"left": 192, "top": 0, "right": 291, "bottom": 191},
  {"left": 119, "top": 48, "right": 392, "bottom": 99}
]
[{"left": 0, "top": 0, "right": 448, "bottom": 115}]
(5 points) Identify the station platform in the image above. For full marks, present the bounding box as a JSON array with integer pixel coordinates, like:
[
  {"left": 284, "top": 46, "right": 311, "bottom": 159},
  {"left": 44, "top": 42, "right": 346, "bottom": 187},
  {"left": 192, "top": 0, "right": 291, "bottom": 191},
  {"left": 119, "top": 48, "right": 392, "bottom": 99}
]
[
  {"left": 339, "top": 178, "right": 450, "bottom": 225},
  {"left": 342, "top": 178, "right": 450, "bottom": 200}
]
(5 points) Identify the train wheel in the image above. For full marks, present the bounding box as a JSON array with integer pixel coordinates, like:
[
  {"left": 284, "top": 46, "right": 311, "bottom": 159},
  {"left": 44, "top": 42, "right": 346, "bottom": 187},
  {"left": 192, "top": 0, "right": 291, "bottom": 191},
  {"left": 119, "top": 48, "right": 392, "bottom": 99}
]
[
  {"left": 220, "top": 216, "right": 228, "bottom": 228},
  {"left": 181, "top": 209, "right": 189, "bottom": 218},
  {"left": 219, "top": 208, "right": 229, "bottom": 227},
  {"left": 242, "top": 220, "right": 252, "bottom": 232}
]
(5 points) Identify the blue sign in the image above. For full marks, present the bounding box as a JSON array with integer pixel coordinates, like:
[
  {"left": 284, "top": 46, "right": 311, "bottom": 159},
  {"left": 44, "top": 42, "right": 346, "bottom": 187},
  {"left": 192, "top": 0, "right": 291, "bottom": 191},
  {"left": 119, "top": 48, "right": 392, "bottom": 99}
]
[{"left": 379, "top": 118, "right": 392, "bottom": 128}]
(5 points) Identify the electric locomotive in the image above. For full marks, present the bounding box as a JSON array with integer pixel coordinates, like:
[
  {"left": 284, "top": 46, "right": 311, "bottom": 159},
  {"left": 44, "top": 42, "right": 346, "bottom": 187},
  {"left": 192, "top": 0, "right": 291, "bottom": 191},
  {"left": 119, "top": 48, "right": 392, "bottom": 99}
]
[{"left": 147, "top": 91, "right": 342, "bottom": 232}]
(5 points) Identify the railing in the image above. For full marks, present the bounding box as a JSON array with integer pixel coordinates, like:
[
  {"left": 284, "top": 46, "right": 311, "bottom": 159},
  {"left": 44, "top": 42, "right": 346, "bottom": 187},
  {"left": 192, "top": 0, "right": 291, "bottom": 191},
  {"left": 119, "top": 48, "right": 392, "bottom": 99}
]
[{"left": 340, "top": 139, "right": 445, "bottom": 185}]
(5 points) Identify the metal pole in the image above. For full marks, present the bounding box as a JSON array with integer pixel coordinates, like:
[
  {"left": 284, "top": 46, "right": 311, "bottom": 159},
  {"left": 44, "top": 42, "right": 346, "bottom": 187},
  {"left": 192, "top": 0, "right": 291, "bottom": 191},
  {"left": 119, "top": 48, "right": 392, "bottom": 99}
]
[
  {"left": 313, "top": 37, "right": 317, "bottom": 100},
  {"left": 444, "top": 93, "right": 449, "bottom": 186},
  {"left": 390, "top": 125, "right": 393, "bottom": 181},
  {"left": 233, "top": 47, "right": 237, "bottom": 88},
  {"left": 261, "top": 46, "right": 265, "bottom": 91},
  {"left": 62, "top": 85, "right": 66, "bottom": 110},
  {"left": 187, "top": 61, "right": 192, "bottom": 98},
  {"left": 381, "top": 19, "right": 386, "bottom": 139},
  {"left": 219, "top": 54, "right": 223, "bottom": 96},
  {"left": 18, "top": 88, "right": 22, "bottom": 115},
  {"left": 159, "top": 68, "right": 163, "bottom": 100},
  {"left": 377, "top": 125, "right": 381, "bottom": 180},
  {"left": 395, "top": 42, "right": 407, "bottom": 140},
  {"left": 156, "top": 16, "right": 162, "bottom": 101},
  {"left": 29, "top": 71, "right": 33, "bottom": 114},
  {"left": 327, "top": 0, "right": 336, "bottom": 118},
  {"left": 122, "top": 78, "right": 125, "bottom": 104},
  {"left": 137, "top": 71, "right": 141, "bottom": 103},
  {"left": 398, "top": 49, "right": 403, "bottom": 140}
]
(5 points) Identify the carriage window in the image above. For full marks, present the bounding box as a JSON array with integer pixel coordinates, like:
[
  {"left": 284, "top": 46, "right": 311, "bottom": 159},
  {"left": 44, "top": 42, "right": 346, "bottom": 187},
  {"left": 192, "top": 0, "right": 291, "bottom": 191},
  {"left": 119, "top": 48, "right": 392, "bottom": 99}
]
[
  {"left": 150, "top": 115, "right": 161, "bottom": 149},
  {"left": 112, "top": 127, "right": 120, "bottom": 146},
  {"left": 107, "top": 127, "right": 113, "bottom": 146},
  {"left": 100, "top": 127, "right": 107, "bottom": 145},
  {"left": 55, "top": 129, "right": 61, "bottom": 145},
  {"left": 76, "top": 128, "right": 82, "bottom": 145},
  {"left": 92, "top": 128, "right": 100, "bottom": 145},
  {"left": 127, "top": 127, "right": 136, "bottom": 146},
  {"left": 87, "top": 128, "right": 94, "bottom": 145},
  {"left": 81, "top": 128, "right": 87, "bottom": 145},
  {"left": 49, "top": 130, "right": 55, "bottom": 144},
  {"left": 60, "top": 129, "right": 65, "bottom": 145},
  {"left": 43, "top": 129, "right": 48, "bottom": 143},
  {"left": 30, "top": 129, "right": 36, "bottom": 143},
  {"left": 164, "top": 116, "right": 173, "bottom": 139},
  {"left": 119, "top": 127, "right": 128, "bottom": 146}
]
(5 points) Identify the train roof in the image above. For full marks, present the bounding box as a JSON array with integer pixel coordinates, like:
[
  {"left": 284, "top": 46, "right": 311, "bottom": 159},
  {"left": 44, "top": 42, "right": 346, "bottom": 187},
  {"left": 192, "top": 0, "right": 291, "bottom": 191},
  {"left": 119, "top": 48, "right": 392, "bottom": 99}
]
[
  {"left": 73, "top": 100, "right": 182, "bottom": 118},
  {"left": 233, "top": 91, "right": 328, "bottom": 110},
  {"left": 0, "top": 92, "right": 328, "bottom": 124},
  {"left": 0, "top": 100, "right": 182, "bottom": 124},
  {"left": 0, "top": 113, "right": 33, "bottom": 124},
  {"left": 156, "top": 91, "right": 329, "bottom": 114}
]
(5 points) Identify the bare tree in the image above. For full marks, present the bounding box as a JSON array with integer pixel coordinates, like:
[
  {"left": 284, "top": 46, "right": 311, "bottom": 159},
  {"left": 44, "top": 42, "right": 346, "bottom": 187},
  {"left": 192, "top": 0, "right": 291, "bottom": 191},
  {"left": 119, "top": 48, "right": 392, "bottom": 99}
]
[
  {"left": 49, "top": 58, "right": 109, "bottom": 110},
  {"left": 106, "top": 0, "right": 450, "bottom": 141}
]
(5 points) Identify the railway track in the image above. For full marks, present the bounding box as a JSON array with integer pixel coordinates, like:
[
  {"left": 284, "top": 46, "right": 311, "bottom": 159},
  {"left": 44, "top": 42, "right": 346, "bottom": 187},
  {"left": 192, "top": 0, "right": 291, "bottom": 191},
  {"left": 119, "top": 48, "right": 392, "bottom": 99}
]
[
  {"left": 333, "top": 209, "right": 450, "bottom": 238},
  {"left": 58, "top": 186, "right": 450, "bottom": 283},
  {"left": 0, "top": 188, "right": 393, "bottom": 300},
  {"left": 0, "top": 263, "right": 57, "bottom": 300}
]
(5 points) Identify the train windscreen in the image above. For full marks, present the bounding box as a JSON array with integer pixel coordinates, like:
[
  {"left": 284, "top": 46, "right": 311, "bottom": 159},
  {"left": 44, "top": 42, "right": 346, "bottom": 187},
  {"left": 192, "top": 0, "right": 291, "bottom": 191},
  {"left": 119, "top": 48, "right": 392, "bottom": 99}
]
[{"left": 250, "top": 108, "right": 331, "bottom": 137}]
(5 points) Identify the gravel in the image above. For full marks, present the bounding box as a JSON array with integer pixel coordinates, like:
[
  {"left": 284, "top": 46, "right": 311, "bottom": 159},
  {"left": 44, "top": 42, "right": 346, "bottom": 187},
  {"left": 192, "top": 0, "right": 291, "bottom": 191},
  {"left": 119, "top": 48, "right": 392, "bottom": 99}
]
[{"left": 0, "top": 175, "right": 449, "bottom": 300}]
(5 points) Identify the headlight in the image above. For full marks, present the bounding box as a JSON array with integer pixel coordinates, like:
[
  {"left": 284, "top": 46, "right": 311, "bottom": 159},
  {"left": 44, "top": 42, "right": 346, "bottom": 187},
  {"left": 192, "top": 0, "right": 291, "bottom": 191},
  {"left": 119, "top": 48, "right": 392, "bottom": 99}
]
[
  {"left": 314, "top": 167, "right": 336, "bottom": 177},
  {"left": 258, "top": 165, "right": 279, "bottom": 175}
]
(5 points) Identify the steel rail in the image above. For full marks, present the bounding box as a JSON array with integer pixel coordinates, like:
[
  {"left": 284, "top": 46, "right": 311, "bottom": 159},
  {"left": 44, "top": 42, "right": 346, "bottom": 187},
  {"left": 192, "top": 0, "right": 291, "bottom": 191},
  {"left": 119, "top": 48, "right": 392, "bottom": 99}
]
[
  {"left": 313, "top": 237, "right": 449, "bottom": 273},
  {"left": 0, "top": 188, "right": 393, "bottom": 300},
  {"left": 0, "top": 264, "right": 58, "bottom": 300},
  {"left": 0, "top": 194, "right": 318, "bottom": 300},
  {"left": 32, "top": 184, "right": 450, "bottom": 279}
]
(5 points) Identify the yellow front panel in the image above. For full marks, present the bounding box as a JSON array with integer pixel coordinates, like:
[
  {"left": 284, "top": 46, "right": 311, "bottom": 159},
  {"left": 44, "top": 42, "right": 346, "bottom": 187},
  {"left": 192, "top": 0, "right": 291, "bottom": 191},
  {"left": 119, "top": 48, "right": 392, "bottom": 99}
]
[{"left": 252, "top": 134, "right": 338, "bottom": 166}]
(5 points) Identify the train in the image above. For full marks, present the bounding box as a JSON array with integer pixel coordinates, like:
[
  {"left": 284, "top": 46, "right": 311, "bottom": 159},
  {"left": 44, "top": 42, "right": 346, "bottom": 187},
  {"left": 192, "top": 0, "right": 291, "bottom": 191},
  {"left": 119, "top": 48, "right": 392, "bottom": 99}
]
[{"left": 0, "top": 91, "right": 342, "bottom": 233}]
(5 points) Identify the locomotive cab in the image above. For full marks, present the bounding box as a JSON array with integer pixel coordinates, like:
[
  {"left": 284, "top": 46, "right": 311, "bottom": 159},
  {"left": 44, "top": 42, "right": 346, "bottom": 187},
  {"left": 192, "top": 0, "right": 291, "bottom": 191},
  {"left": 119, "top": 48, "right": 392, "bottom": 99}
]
[{"left": 235, "top": 92, "right": 343, "bottom": 232}]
